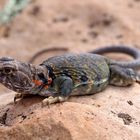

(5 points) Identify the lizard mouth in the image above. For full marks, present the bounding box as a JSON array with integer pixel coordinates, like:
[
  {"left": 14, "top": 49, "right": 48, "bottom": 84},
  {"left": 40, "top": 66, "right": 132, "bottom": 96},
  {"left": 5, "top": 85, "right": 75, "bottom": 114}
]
[
  {"left": 0, "top": 70, "right": 34, "bottom": 93},
  {"left": 0, "top": 57, "right": 37, "bottom": 93}
]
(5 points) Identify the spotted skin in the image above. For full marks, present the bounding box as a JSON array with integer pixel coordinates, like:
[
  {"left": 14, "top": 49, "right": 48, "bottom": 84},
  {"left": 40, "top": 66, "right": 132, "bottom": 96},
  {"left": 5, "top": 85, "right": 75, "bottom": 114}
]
[
  {"left": 41, "top": 53, "right": 110, "bottom": 96},
  {"left": 0, "top": 46, "right": 140, "bottom": 105}
]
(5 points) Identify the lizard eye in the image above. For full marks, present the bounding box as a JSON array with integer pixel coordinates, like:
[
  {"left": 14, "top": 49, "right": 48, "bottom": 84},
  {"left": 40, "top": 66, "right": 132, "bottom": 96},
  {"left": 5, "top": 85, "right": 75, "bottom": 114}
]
[{"left": 3, "top": 67, "right": 13, "bottom": 74}]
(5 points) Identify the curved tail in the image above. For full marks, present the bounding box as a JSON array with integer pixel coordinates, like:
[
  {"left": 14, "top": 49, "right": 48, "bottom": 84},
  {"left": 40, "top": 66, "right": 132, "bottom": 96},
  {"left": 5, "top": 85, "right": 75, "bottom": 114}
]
[
  {"left": 90, "top": 45, "right": 140, "bottom": 69},
  {"left": 29, "top": 47, "right": 68, "bottom": 63}
]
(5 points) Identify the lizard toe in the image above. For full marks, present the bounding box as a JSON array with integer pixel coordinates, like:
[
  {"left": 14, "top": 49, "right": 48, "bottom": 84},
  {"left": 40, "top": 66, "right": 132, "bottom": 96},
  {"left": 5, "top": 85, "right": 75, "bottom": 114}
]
[{"left": 14, "top": 93, "right": 23, "bottom": 103}]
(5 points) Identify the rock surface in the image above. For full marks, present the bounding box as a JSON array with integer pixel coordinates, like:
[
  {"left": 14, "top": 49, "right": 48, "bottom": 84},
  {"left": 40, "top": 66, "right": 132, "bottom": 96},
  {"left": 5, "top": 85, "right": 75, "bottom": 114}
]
[{"left": 0, "top": 0, "right": 140, "bottom": 140}]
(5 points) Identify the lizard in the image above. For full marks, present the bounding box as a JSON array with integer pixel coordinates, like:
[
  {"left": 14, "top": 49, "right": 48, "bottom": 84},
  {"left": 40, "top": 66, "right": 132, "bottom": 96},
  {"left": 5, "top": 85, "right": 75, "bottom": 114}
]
[{"left": 0, "top": 45, "right": 140, "bottom": 105}]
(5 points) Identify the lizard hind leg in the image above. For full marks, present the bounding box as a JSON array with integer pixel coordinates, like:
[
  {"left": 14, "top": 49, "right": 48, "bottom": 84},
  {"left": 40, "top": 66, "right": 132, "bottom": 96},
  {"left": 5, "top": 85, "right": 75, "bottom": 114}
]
[{"left": 109, "top": 65, "right": 140, "bottom": 86}]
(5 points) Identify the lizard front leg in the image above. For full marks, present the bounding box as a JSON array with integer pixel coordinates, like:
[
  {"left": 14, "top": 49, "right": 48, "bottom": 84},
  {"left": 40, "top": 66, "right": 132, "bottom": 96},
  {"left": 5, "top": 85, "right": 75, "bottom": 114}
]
[
  {"left": 42, "top": 76, "right": 73, "bottom": 105},
  {"left": 14, "top": 93, "right": 33, "bottom": 103},
  {"left": 42, "top": 96, "right": 68, "bottom": 106}
]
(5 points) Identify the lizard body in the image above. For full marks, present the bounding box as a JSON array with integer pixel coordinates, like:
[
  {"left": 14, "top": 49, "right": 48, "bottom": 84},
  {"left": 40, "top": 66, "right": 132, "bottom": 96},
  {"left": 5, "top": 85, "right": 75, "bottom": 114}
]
[
  {"left": 0, "top": 46, "right": 140, "bottom": 105},
  {"left": 40, "top": 53, "right": 110, "bottom": 96}
]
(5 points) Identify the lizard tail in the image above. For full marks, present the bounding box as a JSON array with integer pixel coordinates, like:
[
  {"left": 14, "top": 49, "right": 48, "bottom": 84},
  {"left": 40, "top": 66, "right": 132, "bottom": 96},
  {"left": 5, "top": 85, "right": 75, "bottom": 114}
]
[
  {"left": 29, "top": 47, "right": 68, "bottom": 63},
  {"left": 90, "top": 45, "right": 140, "bottom": 69}
]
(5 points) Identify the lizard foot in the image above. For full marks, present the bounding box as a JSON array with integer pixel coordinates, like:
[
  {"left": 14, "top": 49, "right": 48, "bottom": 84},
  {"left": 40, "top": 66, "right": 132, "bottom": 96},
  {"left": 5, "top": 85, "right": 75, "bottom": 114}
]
[
  {"left": 42, "top": 96, "right": 68, "bottom": 106},
  {"left": 129, "top": 70, "right": 140, "bottom": 84},
  {"left": 14, "top": 93, "right": 29, "bottom": 103},
  {"left": 14, "top": 93, "right": 23, "bottom": 103}
]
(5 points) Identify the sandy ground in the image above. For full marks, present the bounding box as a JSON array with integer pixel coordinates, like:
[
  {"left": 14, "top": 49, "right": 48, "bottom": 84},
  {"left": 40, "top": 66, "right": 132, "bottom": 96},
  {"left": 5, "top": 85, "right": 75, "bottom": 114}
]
[{"left": 0, "top": 0, "right": 140, "bottom": 139}]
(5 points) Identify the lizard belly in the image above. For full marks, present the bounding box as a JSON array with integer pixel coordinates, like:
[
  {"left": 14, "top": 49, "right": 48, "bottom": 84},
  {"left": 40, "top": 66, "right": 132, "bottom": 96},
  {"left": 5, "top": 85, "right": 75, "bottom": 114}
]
[{"left": 71, "top": 77, "right": 109, "bottom": 96}]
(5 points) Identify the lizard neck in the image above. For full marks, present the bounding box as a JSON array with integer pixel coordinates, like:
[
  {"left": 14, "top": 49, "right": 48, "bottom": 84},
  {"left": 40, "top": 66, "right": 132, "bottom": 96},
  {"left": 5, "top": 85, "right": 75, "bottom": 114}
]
[{"left": 29, "top": 64, "right": 53, "bottom": 94}]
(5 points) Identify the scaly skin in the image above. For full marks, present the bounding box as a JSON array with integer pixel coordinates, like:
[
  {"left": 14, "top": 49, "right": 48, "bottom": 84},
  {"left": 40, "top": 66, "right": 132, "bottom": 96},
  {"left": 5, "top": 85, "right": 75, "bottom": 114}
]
[{"left": 0, "top": 46, "right": 140, "bottom": 105}]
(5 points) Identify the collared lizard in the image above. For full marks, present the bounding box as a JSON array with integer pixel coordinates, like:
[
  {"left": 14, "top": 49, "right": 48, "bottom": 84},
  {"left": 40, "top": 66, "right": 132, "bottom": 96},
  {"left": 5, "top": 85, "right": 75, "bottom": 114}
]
[{"left": 0, "top": 45, "right": 140, "bottom": 105}]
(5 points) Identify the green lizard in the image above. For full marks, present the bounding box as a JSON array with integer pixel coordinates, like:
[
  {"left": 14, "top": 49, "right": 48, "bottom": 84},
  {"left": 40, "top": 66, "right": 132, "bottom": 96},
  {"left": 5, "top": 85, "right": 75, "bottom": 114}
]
[{"left": 0, "top": 45, "right": 140, "bottom": 105}]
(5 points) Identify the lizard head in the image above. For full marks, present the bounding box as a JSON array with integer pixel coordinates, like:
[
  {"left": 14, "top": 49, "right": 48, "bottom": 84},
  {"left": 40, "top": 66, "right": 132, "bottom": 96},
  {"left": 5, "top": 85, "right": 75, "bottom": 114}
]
[{"left": 0, "top": 57, "right": 50, "bottom": 94}]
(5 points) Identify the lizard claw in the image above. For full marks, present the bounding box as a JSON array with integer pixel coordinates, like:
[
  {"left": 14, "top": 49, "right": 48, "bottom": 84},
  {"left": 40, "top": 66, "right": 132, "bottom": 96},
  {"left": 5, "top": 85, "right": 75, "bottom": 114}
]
[
  {"left": 14, "top": 97, "right": 17, "bottom": 104},
  {"left": 14, "top": 93, "right": 23, "bottom": 104},
  {"left": 41, "top": 102, "right": 50, "bottom": 108}
]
